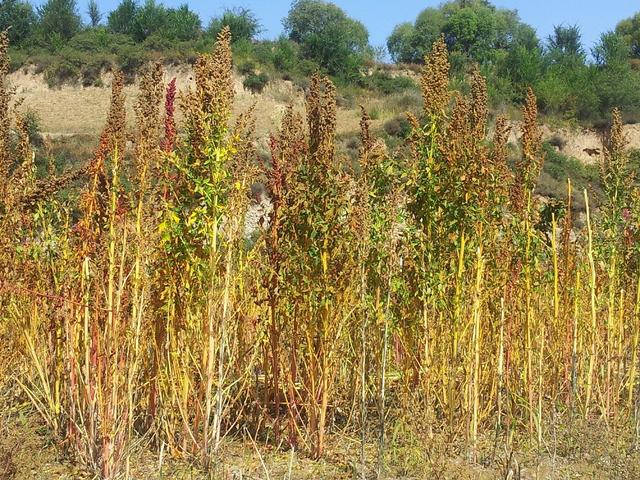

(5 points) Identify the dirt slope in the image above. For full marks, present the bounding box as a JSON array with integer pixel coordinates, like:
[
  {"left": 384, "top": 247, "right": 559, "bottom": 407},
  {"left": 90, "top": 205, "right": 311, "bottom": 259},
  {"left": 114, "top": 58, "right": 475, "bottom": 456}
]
[
  {"left": 7, "top": 66, "right": 366, "bottom": 142},
  {"left": 9, "top": 67, "right": 640, "bottom": 163}
]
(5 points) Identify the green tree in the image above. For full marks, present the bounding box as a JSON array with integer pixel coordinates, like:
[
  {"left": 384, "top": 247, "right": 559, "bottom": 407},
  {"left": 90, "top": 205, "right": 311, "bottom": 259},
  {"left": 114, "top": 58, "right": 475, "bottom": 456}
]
[
  {"left": 108, "top": 0, "right": 138, "bottom": 36},
  {"left": 497, "top": 23, "right": 542, "bottom": 100},
  {"left": 616, "top": 12, "right": 640, "bottom": 57},
  {"left": 546, "top": 24, "right": 585, "bottom": 63},
  {"left": 593, "top": 30, "right": 631, "bottom": 66},
  {"left": 535, "top": 26, "right": 598, "bottom": 120},
  {"left": 591, "top": 31, "right": 640, "bottom": 118},
  {"left": 37, "top": 0, "right": 82, "bottom": 43},
  {"left": 284, "top": 0, "right": 370, "bottom": 79},
  {"left": 132, "top": 0, "right": 167, "bottom": 42},
  {"left": 387, "top": 22, "right": 420, "bottom": 63},
  {"left": 0, "top": 0, "right": 37, "bottom": 45},
  {"left": 87, "top": 0, "right": 101, "bottom": 27},
  {"left": 387, "top": 0, "right": 533, "bottom": 68},
  {"left": 165, "top": 4, "right": 201, "bottom": 41},
  {"left": 208, "top": 7, "right": 261, "bottom": 44}
]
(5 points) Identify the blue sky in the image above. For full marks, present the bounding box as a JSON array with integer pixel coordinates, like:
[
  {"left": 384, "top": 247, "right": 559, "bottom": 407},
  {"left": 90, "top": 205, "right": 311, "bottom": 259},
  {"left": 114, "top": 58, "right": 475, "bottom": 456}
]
[{"left": 33, "top": 0, "right": 640, "bottom": 53}]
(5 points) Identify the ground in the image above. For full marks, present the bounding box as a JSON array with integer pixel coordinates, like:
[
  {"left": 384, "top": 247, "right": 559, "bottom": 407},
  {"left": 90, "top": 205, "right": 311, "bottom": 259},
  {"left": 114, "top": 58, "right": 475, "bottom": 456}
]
[{"left": 2, "top": 403, "right": 640, "bottom": 479}]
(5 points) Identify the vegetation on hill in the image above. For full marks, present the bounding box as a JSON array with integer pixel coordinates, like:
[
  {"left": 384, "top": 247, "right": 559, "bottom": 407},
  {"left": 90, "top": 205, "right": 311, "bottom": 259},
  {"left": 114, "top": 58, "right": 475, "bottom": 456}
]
[
  {"left": 388, "top": 0, "right": 640, "bottom": 124},
  {"left": 3, "top": 0, "right": 640, "bottom": 126}
]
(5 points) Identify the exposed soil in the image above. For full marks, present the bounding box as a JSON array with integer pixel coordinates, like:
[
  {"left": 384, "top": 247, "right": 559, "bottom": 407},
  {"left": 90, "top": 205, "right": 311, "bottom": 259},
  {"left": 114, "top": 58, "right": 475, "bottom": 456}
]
[
  {"left": 7, "top": 66, "right": 364, "bottom": 142},
  {"left": 10, "top": 67, "right": 640, "bottom": 169},
  {"left": 2, "top": 404, "right": 640, "bottom": 479}
]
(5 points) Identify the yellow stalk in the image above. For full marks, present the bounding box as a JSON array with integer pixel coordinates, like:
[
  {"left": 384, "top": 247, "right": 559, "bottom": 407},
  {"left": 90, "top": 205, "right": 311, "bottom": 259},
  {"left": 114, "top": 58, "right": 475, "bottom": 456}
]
[{"left": 584, "top": 189, "right": 598, "bottom": 418}]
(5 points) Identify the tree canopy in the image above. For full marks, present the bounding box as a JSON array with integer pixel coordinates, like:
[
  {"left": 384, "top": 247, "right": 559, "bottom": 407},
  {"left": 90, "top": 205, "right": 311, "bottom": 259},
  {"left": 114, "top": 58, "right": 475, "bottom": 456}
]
[
  {"left": 387, "top": 0, "right": 535, "bottom": 66},
  {"left": 284, "top": 0, "right": 371, "bottom": 79},
  {"left": 208, "top": 8, "right": 261, "bottom": 44},
  {"left": 37, "top": 0, "right": 82, "bottom": 44},
  {"left": 616, "top": 12, "right": 640, "bottom": 58},
  {"left": 0, "top": 0, "right": 37, "bottom": 45}
]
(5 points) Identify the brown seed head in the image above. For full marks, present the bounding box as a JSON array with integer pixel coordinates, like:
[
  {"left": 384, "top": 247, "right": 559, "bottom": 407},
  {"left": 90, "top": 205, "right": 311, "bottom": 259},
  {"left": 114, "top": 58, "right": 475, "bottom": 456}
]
[
  {"left": 358, "top": 106, "right": 374, "bottom": 173},
  {"left": 422, "top": 35, "right": 450, "bottom": 117},
  {"left": 135, "top": 63, "right": 164, "bottom": 152},
  {"left": 492, "top": 116, "right": 510, "bottom": 168},
  {"left": 0, "top": 30, "right": 10, "bottom": 192},
  {"left": 105, "top": 71, "right": 126, "bottom": 154},
  {"left": 135, "top": 63, "right": 164, "bottom": 190},
  {"left": 162, "top": 78, "right": 177, "bottom": 153},
  {"left": 306, "top": 74, "right": 336, "bottom": 168},
  {"left": 183, "top": 26, "right": 234, "bottom": 157},
  {"left": 603, "top": 107, "right": 628, "bottom": 171},
  {"left": 512, "top": 88, "right": 544, "bottom": 212}
]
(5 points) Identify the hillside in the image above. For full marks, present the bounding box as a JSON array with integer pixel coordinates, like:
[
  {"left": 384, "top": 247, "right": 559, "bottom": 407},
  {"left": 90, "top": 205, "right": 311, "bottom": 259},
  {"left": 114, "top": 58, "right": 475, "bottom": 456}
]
[{"left": 11, "top": 66, "right": 640, "bottom": 166}]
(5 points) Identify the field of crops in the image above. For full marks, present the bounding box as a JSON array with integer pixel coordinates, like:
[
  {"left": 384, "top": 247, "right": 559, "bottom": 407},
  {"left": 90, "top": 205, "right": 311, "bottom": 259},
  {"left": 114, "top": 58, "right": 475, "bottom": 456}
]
[{"left": 2, "top": 29, "right": 640, "bottom": 479}]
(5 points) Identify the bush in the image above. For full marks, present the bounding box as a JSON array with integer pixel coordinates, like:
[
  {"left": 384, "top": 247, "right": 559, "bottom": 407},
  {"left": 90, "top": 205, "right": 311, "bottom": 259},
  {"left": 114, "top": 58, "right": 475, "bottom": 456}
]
[
  {"left": 243, "top": 72, "right": 269, "bottom": 94},
  {"left": 548, "top": 134, "right": 567, "bottom": 151},
  {"left": 117, "top": 45, "right": 147, "bottom": 82},
  {"left": 81, "top": 60, "right": 108, "bottom": 87},
  {"left": 336, "top": 92, "right": 356, "bottom": 109},
  {"left": 67, "top": 28, "right": 133, "bottom": 53},
  {"left": 387, "top": 90, "right": 422, "bottom": 111},
  {"left": 362, "top": 71, "right": 417, "bottom": 94},
  {"left": 249, "top": 41, "right": 274, "bottom": 66},
  {"left": 208, "top": 7, "right": 261, "bottom": 44},
  {"left": 384, "top": 115, "right": 412, "bottom": 138},
  {"left": 22, "top": 109, "right": 43, "bottom": 147},
  {"left": 272, "top": 37, "right": 299, "bottom": 72},
  {"left": 537, "top": 143, "right": 601, "bottom": 209},
  {"left": 142, "top": 33, "right": 173, "bottom": 52},
  {"left": 238, "top": 61, "right": 255, "bottom": 76},
  {"left": 44, "top": 58, "right": 80, "bottom": 86},
  {"left": 8, "top": 47, "right": 29, "bottom": 72}
]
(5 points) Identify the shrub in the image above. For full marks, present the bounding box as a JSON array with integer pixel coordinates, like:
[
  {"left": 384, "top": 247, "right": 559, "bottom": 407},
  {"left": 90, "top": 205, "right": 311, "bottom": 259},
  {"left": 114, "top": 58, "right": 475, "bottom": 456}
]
[
  {"left": 117, "top": 44, "right": 147, "bottom": 82},
  {"left": 208, "top": 7, "right": 261, "bottom": 44},
  {"left": 272, "top": 37, "right": 299, "bottom": 72},
  {"left": 142, "top": 33, "right": 173, "bottom": 52},
  {"left": 336, "top": 91, "right": 356, "bottom": 109},
  {"left": 538, "top": 142, "right": 601, "bottom": 208},
  {"left": 44, "top": 57, "right": 80, "bottom": 86},
  {"left": 238, "top": 61, "right": 255, "bottom": 76},
  {"left": 81, "top": 60, "right": 107, "bottom": 87},
  {"left": 548, "top": 134, "right": 567, "bottom": 151},
  {"left": 243, "top": 71, "right": 269, "bottom": 94},
  {"left": 251, "top": 41, "right": 275, "bottom": 66},
  {"left": 362, "top": 71, "right": 417, "bottom": 94},
  {"left": 8, "top": 47, "right": 29, "bottom": 72},
  {"left": 22, "top": 109, "right": 43, "bottom": 147},
  {"left": 387, "top": 90, "right": 422, "bottom": 111},
  {"left": 67, "top": 28, "right": 131, "bottom": 53},
  {"left": 384, "top": 114, "right": 411, "bottom": 138}
]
